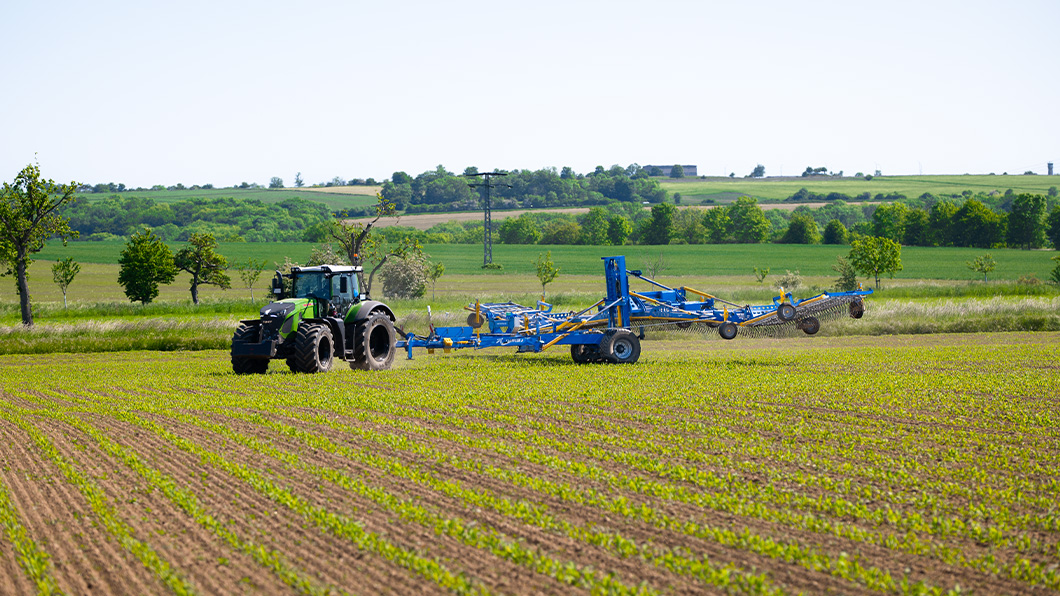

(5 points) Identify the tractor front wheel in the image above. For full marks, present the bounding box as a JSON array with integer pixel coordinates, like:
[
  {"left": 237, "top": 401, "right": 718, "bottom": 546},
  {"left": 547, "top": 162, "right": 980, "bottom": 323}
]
[
  {"left": 231, "top": 324, "right": 268, "bottom": 375},
  {"left": 294, "top": 323, "right": 334, "bottom": 373},
  {"left": 351, "top": 313, "right": 396, "bottom": 371}
]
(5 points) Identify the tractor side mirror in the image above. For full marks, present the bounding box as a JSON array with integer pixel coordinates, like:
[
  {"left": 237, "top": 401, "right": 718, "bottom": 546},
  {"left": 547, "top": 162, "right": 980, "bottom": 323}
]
[{"left": 272, "top": 271, "right": 285, "bottom": 298}]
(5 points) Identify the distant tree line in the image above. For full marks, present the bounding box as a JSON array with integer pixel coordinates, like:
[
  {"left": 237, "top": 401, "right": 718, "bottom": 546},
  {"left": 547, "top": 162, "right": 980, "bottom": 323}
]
[
  {"left": 379, "top": 164, "right": 667, "bottom": 214},
  {"left": 63, "top": 196, "right": 332, "bottom": 242}
]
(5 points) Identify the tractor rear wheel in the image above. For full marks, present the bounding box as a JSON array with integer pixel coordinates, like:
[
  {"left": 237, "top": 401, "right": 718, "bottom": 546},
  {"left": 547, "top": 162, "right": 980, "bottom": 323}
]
[
  {"left": 777, "top": 303, "right": 797, "bottom": 321},
  {"left": 599, "top": 329, "right": 641, "bottom": 364},
  {"left": 294, "top": 323, "right": 334, "bottom": 373},
  {"left": 231, "top": 324, "right": 268, "bottom": 375},
  {"left": 800, "top": 316, "right": 821, "bottom": 335},
  {"left": 718, "top": 322, "right": 738, "bottom": 340},
  {"left": 351, "top": 312, "right": 396, "bottom": 371}
]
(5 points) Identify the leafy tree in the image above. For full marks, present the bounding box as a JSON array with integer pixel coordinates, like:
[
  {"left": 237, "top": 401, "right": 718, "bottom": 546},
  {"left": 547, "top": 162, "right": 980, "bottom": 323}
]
[
  {"left": 902, "top": 208, "right": 932, "bottom": 246},
  {"left": 118, "top": 228, "right": 177, "bottom": 304},
  {"left": 966, "top": 254, "right": 996, "bottom": 282},
  {"left": 0, "top": 164, "right": 79, "bottom": 325},
  {"left": 774, "top": 270, "right": 802, "bottom": 292},
  {"left": 498, "top": 214, "right": 542, "bottom": 244},
  {"left": 726, "top": 197, "right": 771, "bottom": 243},
  {"left": 294, "top": 172, "right": 304, "bottom": 187},
  {"left": 534, "top": 251, "right": 559, "bottom": 297},
  {"left": 832, "top": 256, "right": 859, "bottom": 291},
  {"left": 749, "top": 164, "right": 765, "bottom": 178},
  {"left": 541, "top": 220, "right": 582, "bottom": 245},
  {"left": 780, "top": 213, "right": 821, "bottom": 244},
  {"left": 427, "top": 260, "right": 445, "bottom": 299},
  {"left": 1048, "top": 186, "right": 1058, "bottom": 198},
  {"left": 579, "top": 207, "right": 609, "bottom": 245},
  {"left": 235, "top": 258, "right": 267, "bottom": 301},
  {"left": 701, "top": 208, "right": 731, "bottom": 243},
  {"left": 379, "top": 253, "right": 428, "bottom": 299},
  {"left": 329, "top": 193, "right": 421, "bottom": 296},
  {"left": 391, "top": 171, "right": 412, "bottom": 185},
  {"left": 306, "top": 243, "right": 349, "bottom": 267},
  {"left": 929, "top": 201, "right": 958, "bottom": 246},
  {"left": 669, "top": 164, "right": 684, "bottom": 179},
  {"left": 51, "top": 257, "right": 80, "bottom": 308},
  {"left": 822, "top": 219, "right": 849, "bottom": 244},
  {"left": 953, "top": 198, "right": 1005, "bottom": 248},
  {"left": 1047, "top": 205, "right": 1060, "bottom": 250},
  {"left": 753, "top": 266, "right": 769, "bottom": 284},
  {"left": 174, "top": 233, "right": 230, "bottom": 304},
  {"left": 641, "top": 203, "right": 676, "bottom": 245},
  {"left": 848, "top": 235, "right": 902, "bottom": 289},
  {"left": 1050, "top": 256, "right": 1060, "bottom": 286},
  {"left": 269, "top": 177, "right": 284, "bottom": 189},
  {"left": 606, "top": 215, "right": 632, "bottom": 246},
  {"left": 871, "top": 202, "right": 909, "bottom": 243},
  {"left": 1006, "top": 193, "right": 1048, "bottom": 249}
]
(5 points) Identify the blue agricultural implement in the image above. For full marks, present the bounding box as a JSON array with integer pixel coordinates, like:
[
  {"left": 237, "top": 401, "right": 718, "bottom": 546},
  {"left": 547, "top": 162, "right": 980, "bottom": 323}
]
[{"left": 397, "top": 256, "right": 872, "bottom": 364}]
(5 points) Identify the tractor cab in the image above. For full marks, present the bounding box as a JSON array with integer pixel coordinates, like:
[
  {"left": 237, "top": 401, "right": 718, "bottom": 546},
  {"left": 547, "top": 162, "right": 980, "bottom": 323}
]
[{"left": 290, "top": 265, "right": 362, "bottom": 318}]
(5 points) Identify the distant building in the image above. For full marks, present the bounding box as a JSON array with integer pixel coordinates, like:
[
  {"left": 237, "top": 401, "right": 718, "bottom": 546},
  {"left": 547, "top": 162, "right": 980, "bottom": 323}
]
[
  {"left": 646, "top": 164, "right": 697, "bottom": 177},
  {"left": 1049, "top": 162, "right": 1054, "bottom": 176}
]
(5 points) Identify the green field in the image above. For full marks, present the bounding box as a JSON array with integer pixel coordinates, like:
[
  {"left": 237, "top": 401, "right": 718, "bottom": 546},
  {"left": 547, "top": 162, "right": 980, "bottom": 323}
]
[
  {"left": 73, "top": 187, "right": 379, "bottom": 211},
  {"left": 33, "top": 240, "right": 1059, "bottom": 280},
  {"left": 661, "top": 174, "right": 1060, "bottom": 204},
  {"left": 0, "top": 333, "right": 1056, "bottom": 594}
]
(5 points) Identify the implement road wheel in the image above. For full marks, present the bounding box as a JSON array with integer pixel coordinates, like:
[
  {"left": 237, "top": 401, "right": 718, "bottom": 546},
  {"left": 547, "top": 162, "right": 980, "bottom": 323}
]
[
  {"left": 231, "top": 324, "right": 268, "bottom": 375},
  {"left": 294, "top": 323, "right": 334, "bottom": 373},
  {"left": 599, "top": 329, "right": 641, "bottom": 364},
  {"left": 718, "top": 322, "right": 738, "bottom": 340},
  {"left": 351, "top": 312, "right": 396, "bottom": 371},
  {"left": 570, "top": 343, "right": 599, "bottom": 364},
  {"left": 800, "top": 316, "right": 821, "bottom": 335}
]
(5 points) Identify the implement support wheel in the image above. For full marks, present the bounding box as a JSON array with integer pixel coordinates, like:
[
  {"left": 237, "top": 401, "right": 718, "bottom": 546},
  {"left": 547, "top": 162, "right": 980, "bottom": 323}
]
[
  {"left": 800, "top": 316, "right": 821, "bottom": 335},
  {"left": 599, "top": 329, "right": 641, "bottom": 364},
  {"left": 849, "top": 300, "right": 865, "bottom": 319},
  {"left": 570, "top": 343, "right": 599, "bottom": 364},
  {"left": 777, "top": 303, "right": 797, "bottom": 321},
  {"left": 718, "top": 322, "right": 738, "bottom": 341}
]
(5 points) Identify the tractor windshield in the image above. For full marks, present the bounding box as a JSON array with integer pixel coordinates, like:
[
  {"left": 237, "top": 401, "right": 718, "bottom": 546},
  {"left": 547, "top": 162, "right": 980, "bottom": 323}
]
[{"left": 293, "top": 272, "right": 330, "bottom": 300}]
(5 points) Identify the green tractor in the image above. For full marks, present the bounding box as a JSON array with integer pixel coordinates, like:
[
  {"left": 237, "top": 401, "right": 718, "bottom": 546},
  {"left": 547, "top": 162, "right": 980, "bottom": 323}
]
[{"left": 231, "top": 264, "right": 397, "bottom": 374}]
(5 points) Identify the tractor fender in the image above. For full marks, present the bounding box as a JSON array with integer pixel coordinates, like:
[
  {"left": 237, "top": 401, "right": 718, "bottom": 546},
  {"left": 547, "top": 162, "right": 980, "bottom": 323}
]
[
  {"left": 301, "top": 317, "right": 347, "bottom": 358},
  {"left": 350, "top": 301, "right": 396, "bottom": 323}
]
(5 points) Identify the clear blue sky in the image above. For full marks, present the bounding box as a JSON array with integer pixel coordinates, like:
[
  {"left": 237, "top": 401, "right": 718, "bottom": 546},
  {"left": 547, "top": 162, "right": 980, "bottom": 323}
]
[{"left": 2, "top": 0, "right": 1058, "bottom": 187}]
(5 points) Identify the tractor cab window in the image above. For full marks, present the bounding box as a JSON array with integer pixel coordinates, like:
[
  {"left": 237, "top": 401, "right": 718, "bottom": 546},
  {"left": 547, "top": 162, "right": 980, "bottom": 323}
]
[
  {"left": 294, "top": 273, "right": 330, "bottom": 300},
  {"left": 331, "top": 273, "right": 357, "bottom": 315}
]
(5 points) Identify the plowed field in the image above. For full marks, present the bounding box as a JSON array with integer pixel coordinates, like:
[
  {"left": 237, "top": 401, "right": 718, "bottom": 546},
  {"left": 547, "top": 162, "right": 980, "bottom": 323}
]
[{"left": 1, "top": 333, "right": 1058, "bottom": 595}]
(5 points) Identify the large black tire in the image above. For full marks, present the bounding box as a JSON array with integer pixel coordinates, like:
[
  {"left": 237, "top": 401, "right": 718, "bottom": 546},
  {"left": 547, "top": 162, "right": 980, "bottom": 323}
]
[
  {"left": 599, "top": 329, "right": 641, "bottom": 364},
  {"left": 286, "top": 358, "right": 298, "bottom": 373},
  {"left": 777, "top": 303, "right": 797, "bottom": 321},
  {"left": 570, "top": 344, "right": 599, "bottom": 364},
  {"left": 351, "top": 312, "right": 396, "bottom": 371},
  {"left": 800, "top": 316, "right": 821, "bottom": 335},
  {"left": 718, "top": 322, "right": 738, "bottom": 340},
  {"left": 231, "top": 324, "right": 268, "bottom": 375},
  {"left": 849, "top": 300, "right": 865, "bottom": 319},
  {"left": 294, "top": 323, "right": 334, "bottom": 373}
]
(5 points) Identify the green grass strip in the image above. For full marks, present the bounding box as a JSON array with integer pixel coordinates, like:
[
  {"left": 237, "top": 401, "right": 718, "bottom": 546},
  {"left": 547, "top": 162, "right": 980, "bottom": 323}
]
[
  {"left": 0, "top": 405, "right": 197, "bottom": 595},
  {"left": 0, "top": 475, "right": 64, "bottom": 595}
]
